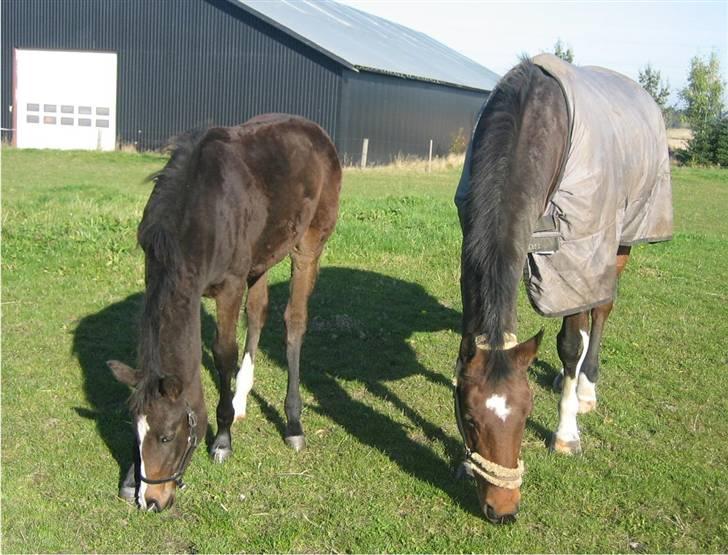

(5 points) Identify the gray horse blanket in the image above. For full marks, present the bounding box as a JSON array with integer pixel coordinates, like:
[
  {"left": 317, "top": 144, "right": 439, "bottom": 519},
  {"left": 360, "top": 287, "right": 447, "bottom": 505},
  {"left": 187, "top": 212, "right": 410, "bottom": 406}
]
[{"left": 456, "top": 54, "right": 673, "bottom": 317}]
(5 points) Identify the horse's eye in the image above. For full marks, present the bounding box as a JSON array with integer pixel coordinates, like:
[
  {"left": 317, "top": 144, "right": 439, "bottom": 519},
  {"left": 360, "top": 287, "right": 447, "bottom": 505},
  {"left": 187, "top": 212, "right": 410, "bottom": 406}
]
[{"left": 159, "top": 433, "right": 175, "bottom": 444}]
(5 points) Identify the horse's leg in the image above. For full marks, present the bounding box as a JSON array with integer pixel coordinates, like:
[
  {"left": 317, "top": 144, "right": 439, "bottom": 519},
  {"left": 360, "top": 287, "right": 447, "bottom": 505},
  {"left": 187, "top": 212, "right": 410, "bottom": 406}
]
[
  {"left": 232, "top": 272, "right": 269, "bottom": 422},
  {"left": 210, "top": 276, "right": 245, "bottom": 463},
  {"left": 576, "top": 245, "right": 632, "bottom": 413},
  {"left": 551, "top": 311, "right": 589, "bottom": 455},
  {"left": 283, "top": 230, "right": 326, "bottom": 452}
]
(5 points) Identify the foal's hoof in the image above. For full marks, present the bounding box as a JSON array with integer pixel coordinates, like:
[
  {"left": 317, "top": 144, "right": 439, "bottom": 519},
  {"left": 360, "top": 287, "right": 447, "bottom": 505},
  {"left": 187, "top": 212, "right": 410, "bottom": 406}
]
[
  {"left": 578, "top": 398, "right": 597, "bottom": 414},
  {"left": 454, "top": 461, "right": 474, "bottom": 481},
  {"left": 118, "top": 485, "right": 136, "bottom": 502},
  {"left": 285, "top": 435, "right": 306, "bottom": 452},
  {"left": 549, "top": 435, "right": 582, "bottom": 455},
  {"left": 211, "top": 446, "right": 232, "bottom": 463},
  {"left": 210, "top": 438, "right": 233, "bottom": 463},
  {"left": 552, "top": 370, "right": 564, "bottom": 392}
]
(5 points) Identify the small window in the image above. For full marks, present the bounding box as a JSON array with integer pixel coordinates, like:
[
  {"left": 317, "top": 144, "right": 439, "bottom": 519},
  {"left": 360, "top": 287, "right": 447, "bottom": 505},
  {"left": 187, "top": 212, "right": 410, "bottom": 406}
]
[
  {"left": 78, "top": 118, "right": 91, "bottom": 127},
  {"left": 96, "top": 107, "right": 110, "bottom": 116},
  {"left": 44, "top": 104, "right": 57, "bottom": 113},
  {"left": 43, "top": 115, "right": 57, "bottom": 124},
  {"left": 78, "top": 106, "right": 92, "bottom": 115},
  {"left": 61, "top": 117, "right": 74, "bottom": 126},
  {"left": 61, "top": 105, "right": 74, "bottom": 114},
  {"left": 27, "top": 114, "right": 39, "bottom": 123},
  {"left": 96, "top": 119, "right": 109, "bottom": 128},
  {"left": 27, "top": 103, "right": 39, "bottom": 112}
]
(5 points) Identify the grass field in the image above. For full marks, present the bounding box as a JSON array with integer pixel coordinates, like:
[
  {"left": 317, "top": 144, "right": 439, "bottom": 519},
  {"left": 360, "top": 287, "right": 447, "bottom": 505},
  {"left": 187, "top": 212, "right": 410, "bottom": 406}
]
[{"left": 2, "top": 149, "right": 727, "bottom": 553}]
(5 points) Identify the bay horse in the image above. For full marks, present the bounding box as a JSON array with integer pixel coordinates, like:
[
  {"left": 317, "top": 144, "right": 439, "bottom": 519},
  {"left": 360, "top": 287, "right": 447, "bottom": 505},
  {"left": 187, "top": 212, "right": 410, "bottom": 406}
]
[
  {"left": 107, "top": 114, "right": 341, "bottom": 511},
  {"left": 453, "top": 55, "right": 672, "bottom": 523}
]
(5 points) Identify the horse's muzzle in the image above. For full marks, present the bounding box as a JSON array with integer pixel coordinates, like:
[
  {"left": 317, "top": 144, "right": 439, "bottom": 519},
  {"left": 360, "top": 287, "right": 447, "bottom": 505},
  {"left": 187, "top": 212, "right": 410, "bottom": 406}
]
[{"left": 485, "top": 503, "right": 518, "bottom": 525}]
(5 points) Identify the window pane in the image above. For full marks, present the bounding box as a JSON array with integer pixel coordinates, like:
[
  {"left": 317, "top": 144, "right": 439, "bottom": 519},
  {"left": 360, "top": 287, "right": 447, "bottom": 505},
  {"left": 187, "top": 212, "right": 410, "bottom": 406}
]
[
  {"left": 61, "top": 105, "right": 74, "bottom": 114},
  {"left": 26, "top": 114, "right": 39, "bottom": 123},
  {"left": 43, "top": 116, "right": 57, "bottom": 124},
  {"left": 44, "top": 104, "right": 57, "bottom": 113},
  {"left": 27, "top": 103, "right": 39, "bottom": 112},
  {"left": 96, "top": 107, "right": 110, "bottom": 116},
  {"left": 96, "top": 119, "right": 109, "bottom": 128},
  {"left": 78, "top": 118, "right": 92, "bottom": 127},
  {"left": 79, "top": 106, "right": 92, "bottom": 115},
  {"left": 61, "top": 117, "right": 74, "bottom": 126}
]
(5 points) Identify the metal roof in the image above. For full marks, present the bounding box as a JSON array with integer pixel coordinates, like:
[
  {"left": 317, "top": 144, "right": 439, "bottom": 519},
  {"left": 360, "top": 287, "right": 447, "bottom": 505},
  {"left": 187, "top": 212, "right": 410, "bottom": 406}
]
[{"left": 232, "top": 0, "right": 499, "bottom": 91}]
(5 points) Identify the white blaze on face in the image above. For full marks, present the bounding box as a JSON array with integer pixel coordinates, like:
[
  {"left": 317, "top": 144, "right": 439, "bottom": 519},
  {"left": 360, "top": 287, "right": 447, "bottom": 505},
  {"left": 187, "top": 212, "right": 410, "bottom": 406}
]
[
  {"left": 485, "top": 394, "right": 512, "bottom": 422},
  {"left": 232, "top": 353, "right": 255, "bottom": 420},
  {"left": 136, "top": 415, "right": 149, "bottom": 510}
]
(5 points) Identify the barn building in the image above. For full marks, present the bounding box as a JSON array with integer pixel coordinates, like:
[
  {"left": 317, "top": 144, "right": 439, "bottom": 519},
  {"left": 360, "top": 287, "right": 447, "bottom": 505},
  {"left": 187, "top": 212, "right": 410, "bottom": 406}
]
[{"left": 1, "top": 0, "right": 499, "bottom": 164}]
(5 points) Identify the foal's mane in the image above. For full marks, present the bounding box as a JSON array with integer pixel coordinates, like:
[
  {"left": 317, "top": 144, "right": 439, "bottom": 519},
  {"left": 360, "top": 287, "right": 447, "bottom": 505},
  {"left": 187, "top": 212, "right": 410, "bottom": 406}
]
[
  {"left": 130, "top": 128, "right": 209, "bottom": 413},
  {"left": 462, "top": 59, "right": 545, "bottom": 357}
]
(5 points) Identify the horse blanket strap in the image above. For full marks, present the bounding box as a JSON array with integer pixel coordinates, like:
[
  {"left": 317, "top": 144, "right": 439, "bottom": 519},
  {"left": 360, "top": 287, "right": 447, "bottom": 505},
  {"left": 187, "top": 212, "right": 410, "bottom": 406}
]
[
  {"left": 528, "top": 214, "right": 560, "bottom": 254},
  {"left": 525, "top": 54, "right": 673, "bottom": 317},
  {"left": 474, "top": 332, "right": 518, "bottom": 351},
  {"left": 139, "top": 405, "right": 198, "bottom": 487}
]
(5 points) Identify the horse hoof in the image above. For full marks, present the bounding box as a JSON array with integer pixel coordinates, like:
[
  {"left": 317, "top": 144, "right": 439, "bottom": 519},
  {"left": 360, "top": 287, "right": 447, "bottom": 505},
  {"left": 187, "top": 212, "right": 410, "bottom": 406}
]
[
  {"left": 233, "top": 413, "right": 246, "bottom": 424},
  {"left": 578, "top": 399, "right": 597, "bottom": 414},
  {"left": 454, "top": 461, "right": 474, "bottom": 481},
  {"left": 552, "top": 370, "right": 564, "bottom": 392},
  {"left": 119, "top": 485, "right": 136, "bottom": 502},
  {"left": 285, "top": 435, "right": 306, "bottom": 452},
  {"left": 549, "top": 435, "right": 582, "bottom": 455},
  {"left": 211, "top": 446, "right": 232, "bottom": 463}
]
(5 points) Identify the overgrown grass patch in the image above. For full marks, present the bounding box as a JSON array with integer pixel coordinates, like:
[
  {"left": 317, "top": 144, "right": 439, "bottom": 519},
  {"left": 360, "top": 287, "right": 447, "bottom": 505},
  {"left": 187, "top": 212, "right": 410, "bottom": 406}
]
[{"left": 2, "top": 149, "right": 727, "bottom": 552}]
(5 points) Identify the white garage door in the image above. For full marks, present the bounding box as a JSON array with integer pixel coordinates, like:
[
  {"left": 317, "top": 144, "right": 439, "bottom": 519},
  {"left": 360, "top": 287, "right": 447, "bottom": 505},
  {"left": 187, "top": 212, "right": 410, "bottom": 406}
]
[{"left": 14, "top": 49, "right": 117, "bottom": 150}]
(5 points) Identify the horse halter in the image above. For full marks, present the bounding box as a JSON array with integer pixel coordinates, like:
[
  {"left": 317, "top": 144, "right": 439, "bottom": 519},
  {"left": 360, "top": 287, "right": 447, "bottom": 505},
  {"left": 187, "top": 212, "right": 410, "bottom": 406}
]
[
  {"left": 139, "top": 405, "right": 198, "bottom": 488},
  {"left": 453, "top": 334, "right": 525, "bottom": 490}
]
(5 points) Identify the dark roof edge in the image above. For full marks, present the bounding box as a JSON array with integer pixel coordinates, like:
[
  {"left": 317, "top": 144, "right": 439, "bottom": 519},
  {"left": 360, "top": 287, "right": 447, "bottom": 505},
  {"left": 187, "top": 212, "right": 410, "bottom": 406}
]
[
  {"left": 354, "top": 65, "right": 491, "bottom": 93},
  {"left": 229, "top": 0, "right": 359, "bottom": 72}
]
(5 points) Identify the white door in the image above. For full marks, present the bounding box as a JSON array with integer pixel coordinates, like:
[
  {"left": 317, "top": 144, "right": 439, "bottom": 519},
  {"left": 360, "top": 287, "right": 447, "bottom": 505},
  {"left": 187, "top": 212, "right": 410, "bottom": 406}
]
[{"left": 14, "top": 49, "right": 118, "bottom": 150}]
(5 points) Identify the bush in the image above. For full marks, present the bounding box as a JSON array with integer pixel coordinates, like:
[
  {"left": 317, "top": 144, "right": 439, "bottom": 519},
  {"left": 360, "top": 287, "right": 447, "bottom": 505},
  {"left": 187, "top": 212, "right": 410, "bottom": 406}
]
[
  {"left": 449, "top": 128, "right": 468, "bottom": 155},
  {"left": 678, "top": 116, "right": 728, "bottom": 167},
  {"left": 712, "top": 116, "right": 728, "bottom": 166}
]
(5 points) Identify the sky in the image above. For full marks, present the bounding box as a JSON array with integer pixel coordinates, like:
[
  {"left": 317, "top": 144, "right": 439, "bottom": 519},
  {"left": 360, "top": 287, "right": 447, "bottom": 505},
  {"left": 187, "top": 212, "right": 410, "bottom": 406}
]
[{"left": 337, "top": 0, "right": 728, "bottom": 105}]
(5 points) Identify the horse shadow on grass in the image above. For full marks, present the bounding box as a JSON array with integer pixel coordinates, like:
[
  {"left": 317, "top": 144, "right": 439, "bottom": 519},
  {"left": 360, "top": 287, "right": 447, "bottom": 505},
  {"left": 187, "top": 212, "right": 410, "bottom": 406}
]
[
  {"left": 72, "top": 292, "right": 144, "bottom": 488},
  {"left": 72, "top": 267, "right": 540, "bottom": 516},
  {"left": 235, "top": 266, "right": 485, "bottom": 516}
]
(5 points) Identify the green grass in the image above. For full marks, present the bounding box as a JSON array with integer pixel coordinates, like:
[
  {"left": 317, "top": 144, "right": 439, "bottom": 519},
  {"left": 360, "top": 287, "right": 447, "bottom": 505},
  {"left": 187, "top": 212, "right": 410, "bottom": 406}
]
[{"left": 2, "top": 148, "right": 727, "bottom": 553}]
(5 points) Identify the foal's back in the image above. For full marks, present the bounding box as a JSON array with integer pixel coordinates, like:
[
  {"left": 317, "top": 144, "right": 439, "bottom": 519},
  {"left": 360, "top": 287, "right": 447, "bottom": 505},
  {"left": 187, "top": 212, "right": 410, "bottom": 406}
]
[{"left": 175, "top": 114, "right": 342, "bottom": 287}]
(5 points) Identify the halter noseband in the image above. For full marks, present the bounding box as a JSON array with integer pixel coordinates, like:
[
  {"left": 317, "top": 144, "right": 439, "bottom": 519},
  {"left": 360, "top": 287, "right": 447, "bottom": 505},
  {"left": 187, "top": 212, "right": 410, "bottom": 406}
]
[
  {"left": 139, "top": 405, "right": 198, "bottom": 488},
  {"left": 453, "top": 334, "right": 524, "bottom": 490}
]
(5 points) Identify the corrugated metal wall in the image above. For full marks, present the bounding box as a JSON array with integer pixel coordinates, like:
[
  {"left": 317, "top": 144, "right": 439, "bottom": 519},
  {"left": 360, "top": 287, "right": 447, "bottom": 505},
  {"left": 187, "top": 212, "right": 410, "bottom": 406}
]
[
  {"left": 1, "top": 0, "right": 343, "bottom": 149},
  {"left": 338, "top": 70, "right": 487, "bottom": 165}
]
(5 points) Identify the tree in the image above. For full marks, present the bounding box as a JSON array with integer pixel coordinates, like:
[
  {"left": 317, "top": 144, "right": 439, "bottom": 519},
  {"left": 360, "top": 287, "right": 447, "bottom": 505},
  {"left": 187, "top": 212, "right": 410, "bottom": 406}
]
[
  {"left": 553, "top": 39, "right": 574, "bottom": 63},
  {"left": 679, "top": 52, "right": 725, "bottom": 164},
  {"left": 638, "top": 63, "right": 670, "bottom": 115},
  {"left": 713, "top": 116, "right": 728, "bottom": 166}
]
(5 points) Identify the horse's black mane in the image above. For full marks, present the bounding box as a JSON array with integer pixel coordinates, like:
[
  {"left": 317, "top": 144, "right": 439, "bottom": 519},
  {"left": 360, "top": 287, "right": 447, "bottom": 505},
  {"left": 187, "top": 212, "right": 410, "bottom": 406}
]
[
  {"left": 130, "top": 128, "right": 209, "bottom": 413},
  {"left": 462, "top": 59, "right": 545, "bottom": 357}
]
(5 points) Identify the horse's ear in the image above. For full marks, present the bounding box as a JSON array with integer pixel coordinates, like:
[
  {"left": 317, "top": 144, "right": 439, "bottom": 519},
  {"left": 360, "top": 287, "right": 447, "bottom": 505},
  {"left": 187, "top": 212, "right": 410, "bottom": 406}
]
[
  {"left": 159, "top": 375, "right": 183, "bottom": 401},
  {"left": 107, "top": 360, "right": 142, "bottom": 387},
  {"left": 510, "top": 329, "right": 544, "bottom": 370}
]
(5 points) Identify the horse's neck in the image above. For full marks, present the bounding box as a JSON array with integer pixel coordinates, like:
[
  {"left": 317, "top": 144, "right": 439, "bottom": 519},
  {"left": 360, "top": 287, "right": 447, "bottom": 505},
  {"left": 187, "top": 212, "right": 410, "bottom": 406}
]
[
  {"left": 142, "top": 288, "right": 203, "bottom": 387},
  {"left": 462, "top": 69, "right": 568, "bottom": 342}
]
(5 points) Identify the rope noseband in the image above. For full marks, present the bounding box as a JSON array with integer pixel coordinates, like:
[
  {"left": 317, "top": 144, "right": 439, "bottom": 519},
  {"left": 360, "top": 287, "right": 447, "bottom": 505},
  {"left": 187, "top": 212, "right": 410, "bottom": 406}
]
[{"left": 453, "top": 333, "right": 525, "bottom": 490}]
